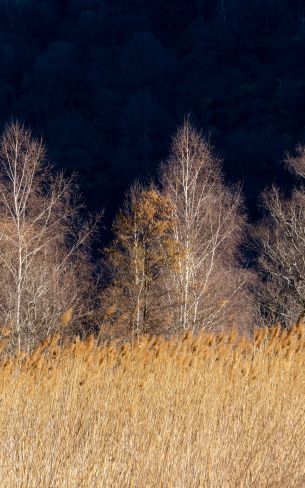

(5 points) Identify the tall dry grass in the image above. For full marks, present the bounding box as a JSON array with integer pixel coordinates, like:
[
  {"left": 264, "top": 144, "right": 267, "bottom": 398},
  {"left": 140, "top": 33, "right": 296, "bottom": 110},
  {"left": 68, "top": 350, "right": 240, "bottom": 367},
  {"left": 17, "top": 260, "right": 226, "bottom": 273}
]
[{"left": 0, "top": 325, "right": 304, "bottom": 487}]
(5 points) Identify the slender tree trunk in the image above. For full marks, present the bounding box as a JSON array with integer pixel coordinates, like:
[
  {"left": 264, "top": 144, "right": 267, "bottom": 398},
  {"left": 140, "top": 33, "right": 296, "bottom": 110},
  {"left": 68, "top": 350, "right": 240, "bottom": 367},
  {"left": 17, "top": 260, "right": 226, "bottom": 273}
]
[{"left": 16, "top": 244, "right": 22, "bottom": 352}]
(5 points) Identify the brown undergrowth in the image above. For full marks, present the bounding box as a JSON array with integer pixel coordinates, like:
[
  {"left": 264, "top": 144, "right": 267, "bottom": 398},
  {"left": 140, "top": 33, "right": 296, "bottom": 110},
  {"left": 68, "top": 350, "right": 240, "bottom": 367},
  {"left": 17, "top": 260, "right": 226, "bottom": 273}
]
[{"left": 0, "top": 324, "right": 304, "bottom": 487}]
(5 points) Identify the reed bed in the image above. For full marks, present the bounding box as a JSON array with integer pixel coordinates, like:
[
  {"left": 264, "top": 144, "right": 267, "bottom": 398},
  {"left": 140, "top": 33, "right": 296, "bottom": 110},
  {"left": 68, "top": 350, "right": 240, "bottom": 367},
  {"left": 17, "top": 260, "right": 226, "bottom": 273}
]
[{"left": 0, "top": 325, "right": 304, "bottom": 487}]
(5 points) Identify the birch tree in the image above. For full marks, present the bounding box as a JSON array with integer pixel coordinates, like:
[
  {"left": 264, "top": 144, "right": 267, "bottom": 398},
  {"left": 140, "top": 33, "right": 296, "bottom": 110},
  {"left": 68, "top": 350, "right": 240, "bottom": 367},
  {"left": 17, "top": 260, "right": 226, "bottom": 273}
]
[
  {"left": 0, "top": 122, "right": 96, "bottom": 351},
  {"left": 254, "top": 145, "right": 305, "bottom": 327},
  {"left": 161, "top": 119, "right": 251, "bottom": 333}
]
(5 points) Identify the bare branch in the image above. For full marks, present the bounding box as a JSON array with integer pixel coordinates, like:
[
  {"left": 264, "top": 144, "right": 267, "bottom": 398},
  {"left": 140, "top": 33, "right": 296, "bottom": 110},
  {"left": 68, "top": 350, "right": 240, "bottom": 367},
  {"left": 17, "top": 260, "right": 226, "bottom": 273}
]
[{"left": 0, "top": 122, "right": 98, "bottom": 351}]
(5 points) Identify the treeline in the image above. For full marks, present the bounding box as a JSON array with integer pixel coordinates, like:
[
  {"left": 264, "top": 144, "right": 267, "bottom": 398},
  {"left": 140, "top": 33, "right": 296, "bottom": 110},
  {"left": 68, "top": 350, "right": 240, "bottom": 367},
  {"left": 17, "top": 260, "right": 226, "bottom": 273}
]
[{"left": 0, "top": 120, "right": 305, "bottom": 350}]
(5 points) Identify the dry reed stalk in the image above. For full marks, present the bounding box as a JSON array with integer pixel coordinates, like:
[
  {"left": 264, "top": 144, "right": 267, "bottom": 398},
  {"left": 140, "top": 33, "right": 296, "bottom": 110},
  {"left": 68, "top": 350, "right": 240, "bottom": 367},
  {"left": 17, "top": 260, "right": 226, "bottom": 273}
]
[{"left": 0, "top": 327, "right": 303, "bottom": 487}]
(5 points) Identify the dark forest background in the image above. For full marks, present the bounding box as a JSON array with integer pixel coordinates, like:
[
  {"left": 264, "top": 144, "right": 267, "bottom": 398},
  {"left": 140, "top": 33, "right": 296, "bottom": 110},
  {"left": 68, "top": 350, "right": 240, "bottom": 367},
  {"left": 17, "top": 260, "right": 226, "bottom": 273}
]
[{"left": 1, "top": 0, "right": 305, "bottom": 229}]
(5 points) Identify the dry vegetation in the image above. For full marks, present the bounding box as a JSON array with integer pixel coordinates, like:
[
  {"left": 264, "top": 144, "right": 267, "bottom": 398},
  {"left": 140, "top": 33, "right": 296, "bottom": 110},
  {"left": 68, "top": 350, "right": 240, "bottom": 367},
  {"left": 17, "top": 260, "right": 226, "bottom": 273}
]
[{"left": 0, "top": 325, "right": 303, "bottom": 487}]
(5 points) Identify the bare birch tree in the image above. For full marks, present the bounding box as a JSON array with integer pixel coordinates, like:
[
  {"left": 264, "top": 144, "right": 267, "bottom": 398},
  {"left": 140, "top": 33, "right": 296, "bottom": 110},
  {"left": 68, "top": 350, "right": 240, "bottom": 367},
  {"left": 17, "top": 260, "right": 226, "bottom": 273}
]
[
  {"left": 254, "top": 145, "right": 305, "bottom": 327},
  {"left": 0, "top": 122, "right": 97, "bottom": 351},
  {"left": 161, "top": 119, "right": 252, "bottom": 333}
]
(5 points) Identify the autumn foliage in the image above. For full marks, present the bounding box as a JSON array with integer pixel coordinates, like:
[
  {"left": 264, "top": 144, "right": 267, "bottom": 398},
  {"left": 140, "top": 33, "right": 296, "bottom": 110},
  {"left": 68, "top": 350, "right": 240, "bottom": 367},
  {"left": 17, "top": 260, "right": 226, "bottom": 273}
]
[
  {"left": 102, "top": 185, "right": 180, "bottom": 337},
  {"left": 102, "top": 121, "right": 255, "bottom": 339}
]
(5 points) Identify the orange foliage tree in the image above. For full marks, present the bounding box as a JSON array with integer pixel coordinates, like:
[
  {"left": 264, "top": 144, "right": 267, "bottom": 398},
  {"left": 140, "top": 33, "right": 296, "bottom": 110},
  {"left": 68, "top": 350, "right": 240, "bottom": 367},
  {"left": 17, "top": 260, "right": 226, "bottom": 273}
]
[{"left": 102, "top": 184, "right": 179, "bottom": 337}]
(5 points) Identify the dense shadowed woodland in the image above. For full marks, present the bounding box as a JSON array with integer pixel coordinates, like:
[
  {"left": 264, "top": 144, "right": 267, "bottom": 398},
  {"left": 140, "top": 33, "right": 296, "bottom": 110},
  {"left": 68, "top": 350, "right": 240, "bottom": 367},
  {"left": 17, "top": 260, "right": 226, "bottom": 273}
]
[{"left": 0, "top": 0, "right": 305, "bottom": 225}]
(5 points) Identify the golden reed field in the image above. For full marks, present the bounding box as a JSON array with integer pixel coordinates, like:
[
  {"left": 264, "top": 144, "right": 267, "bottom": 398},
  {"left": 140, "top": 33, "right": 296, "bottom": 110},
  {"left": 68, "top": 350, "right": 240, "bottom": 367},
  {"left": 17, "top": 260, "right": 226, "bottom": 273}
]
[{"left": 0, "top": 325, "right": 304, "bottom": 487}]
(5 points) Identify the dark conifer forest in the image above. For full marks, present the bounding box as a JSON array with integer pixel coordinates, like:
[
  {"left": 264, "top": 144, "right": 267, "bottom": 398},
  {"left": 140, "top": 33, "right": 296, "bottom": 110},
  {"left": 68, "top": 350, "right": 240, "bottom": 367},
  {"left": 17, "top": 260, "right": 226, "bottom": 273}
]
[{"left": 0, "top": 0, "right": 304, "bottom": 225}]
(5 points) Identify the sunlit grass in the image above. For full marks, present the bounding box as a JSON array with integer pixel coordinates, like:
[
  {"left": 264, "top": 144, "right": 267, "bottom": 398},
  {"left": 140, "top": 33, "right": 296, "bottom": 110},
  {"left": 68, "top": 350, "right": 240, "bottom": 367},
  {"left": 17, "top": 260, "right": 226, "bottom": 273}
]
[{"left": 0, "top": 325, "right": 304, "bottom": 487}]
